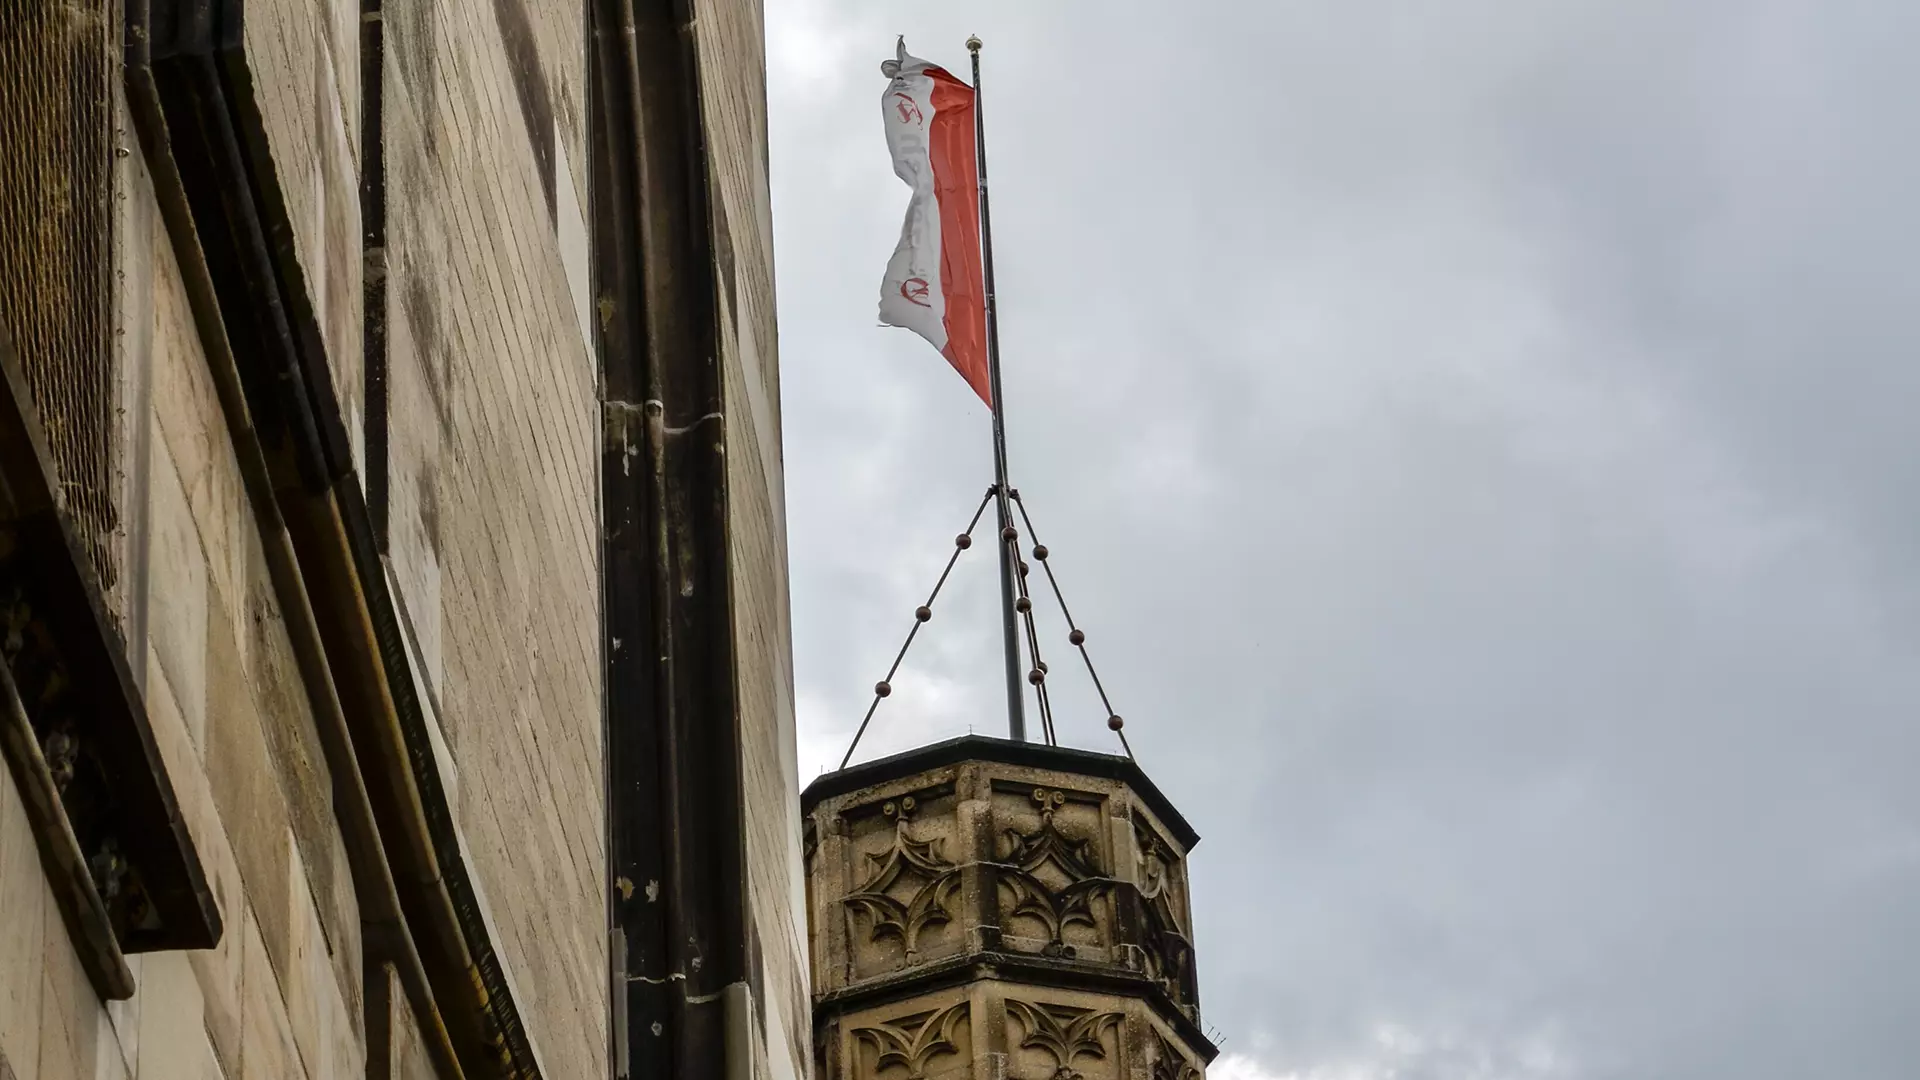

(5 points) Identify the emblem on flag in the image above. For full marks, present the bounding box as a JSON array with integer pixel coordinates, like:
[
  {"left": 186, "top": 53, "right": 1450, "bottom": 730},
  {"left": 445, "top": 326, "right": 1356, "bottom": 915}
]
[{"left": 877, "top": 38, "right": 991, "bottom": 405}]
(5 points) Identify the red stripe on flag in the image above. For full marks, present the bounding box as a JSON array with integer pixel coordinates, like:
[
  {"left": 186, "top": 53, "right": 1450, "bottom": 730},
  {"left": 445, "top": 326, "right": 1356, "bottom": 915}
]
[{"left": 926, "top": 68, "right": 991, "bottom": 407}]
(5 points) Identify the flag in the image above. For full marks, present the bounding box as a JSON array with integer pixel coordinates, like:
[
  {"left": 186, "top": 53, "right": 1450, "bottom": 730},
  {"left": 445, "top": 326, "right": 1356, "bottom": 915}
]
[{"left": 878, "top": 38, "right": 991, "bottom": 406}]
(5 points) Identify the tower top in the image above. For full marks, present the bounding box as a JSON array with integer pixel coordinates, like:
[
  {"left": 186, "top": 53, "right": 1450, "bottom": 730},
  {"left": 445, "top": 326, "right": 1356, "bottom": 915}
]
[{"left": 804, "top": 735, "right": 1214, "bottom": 1078}]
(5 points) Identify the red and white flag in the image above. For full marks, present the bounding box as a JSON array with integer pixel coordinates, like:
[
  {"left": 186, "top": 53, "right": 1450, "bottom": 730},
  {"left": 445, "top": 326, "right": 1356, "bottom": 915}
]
[{"left": 878, "top": 38, "right": 991, "bottom": 406}]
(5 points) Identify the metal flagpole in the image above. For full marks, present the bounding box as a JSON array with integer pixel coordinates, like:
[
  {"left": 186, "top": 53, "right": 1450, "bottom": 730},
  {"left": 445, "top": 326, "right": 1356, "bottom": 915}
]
[{"left": 968, "top": 35, "right": 1027, "bottom": 743}]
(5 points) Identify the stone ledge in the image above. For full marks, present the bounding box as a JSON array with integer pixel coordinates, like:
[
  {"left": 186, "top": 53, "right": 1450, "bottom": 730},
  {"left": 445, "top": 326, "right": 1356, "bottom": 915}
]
[
  {"left": 812, "top": 948, "right": 1217, "bottom": 1062},
  {"left": 804, "top": 735, "right": 1199, "bottom": 850}
]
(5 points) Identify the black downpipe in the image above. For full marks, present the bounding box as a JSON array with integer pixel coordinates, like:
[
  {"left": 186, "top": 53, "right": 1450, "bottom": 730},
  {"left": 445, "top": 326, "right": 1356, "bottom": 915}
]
[
  {"left": 361, "top": 0, "right": 390, "bottom": 549},
  {"left": 592, "top": 0, "right": 748, "bottom": 1073}
]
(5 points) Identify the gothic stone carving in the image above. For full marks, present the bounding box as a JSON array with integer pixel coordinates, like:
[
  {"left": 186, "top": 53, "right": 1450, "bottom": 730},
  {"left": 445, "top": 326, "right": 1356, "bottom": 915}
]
[
  {"left": 998, "top": 788, "right": 1113, "bottom": 958},
  {"left": 844, "top": 795, "right": 962, "bottom": 964},
  {"left": 852, "top": 1002, "right": 969, "bottom": 1079},
  {"left": 1134, "top": 817, "right": 1196, "bottom": 1005},
  {"left": 1006, "top": 999, "right": 1124, "bottom": 1080},
  {"left": 1152, "top": 1030, "right": 1201, "bottom": 1080}
]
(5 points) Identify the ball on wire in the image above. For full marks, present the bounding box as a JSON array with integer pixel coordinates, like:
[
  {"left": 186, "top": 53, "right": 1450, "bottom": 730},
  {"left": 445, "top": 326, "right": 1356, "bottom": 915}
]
[
  {"left": 1028, "top": 669, "right": 1045, "bottom": 685},
  {"left": 1034, "top": 544, "right": 1049, "bottom": 560},
  {"left": 1069, "top": 629, "right": 1086, "bottom": 646},
  {"left": 955, "top": 534, "right": 972, "bottom": 550},
  {"left": 875, "top": 680, "right": 892, "bottom": 698},
  {"left": 1015, "top": 596, "right": 1032, "bottom": 613},
  {"left": 1107, "top": 714, "right": 1125, "bottom": 731},
  {"left": 915, "top": 605, "right": 932, "bottom": 623}
]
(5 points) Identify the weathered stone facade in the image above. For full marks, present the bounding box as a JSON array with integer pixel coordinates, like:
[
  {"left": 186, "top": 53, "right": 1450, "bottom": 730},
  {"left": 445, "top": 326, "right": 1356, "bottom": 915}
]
[
  {"left": 803, "top": 737, "right": 1215, "bottom": 1080},
  {"left": 0, "top": 0, "right": 801, "bottom": 1077}
]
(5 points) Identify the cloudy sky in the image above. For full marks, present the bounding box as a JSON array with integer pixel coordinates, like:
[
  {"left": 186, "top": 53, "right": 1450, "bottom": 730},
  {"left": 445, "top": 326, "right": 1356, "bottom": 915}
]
[{"left": 765, "top": 2, "right": 1920, "bottom": 1077}]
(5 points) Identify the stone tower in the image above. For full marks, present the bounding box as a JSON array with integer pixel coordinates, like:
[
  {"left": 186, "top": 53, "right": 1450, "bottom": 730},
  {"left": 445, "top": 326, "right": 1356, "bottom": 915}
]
[{"left": 804, "top": 735, "right": 1215, "bottom": 1079}]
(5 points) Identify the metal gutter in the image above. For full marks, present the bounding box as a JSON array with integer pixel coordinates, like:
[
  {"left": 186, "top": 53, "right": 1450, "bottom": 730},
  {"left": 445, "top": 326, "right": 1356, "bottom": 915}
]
[{"left": 592, "top": 0, "right": 751, "bottom": 1073}]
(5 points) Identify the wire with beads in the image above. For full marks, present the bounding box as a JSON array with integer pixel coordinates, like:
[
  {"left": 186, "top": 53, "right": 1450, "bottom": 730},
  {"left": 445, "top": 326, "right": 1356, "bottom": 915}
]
[{"left": 839, "top": 484, "right": 1133, "bottom": 769}]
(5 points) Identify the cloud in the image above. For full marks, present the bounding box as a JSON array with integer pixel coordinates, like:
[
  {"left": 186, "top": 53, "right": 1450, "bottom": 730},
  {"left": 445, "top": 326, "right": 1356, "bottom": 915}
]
[
  {"left": 1210, "top": 1054, "right": 1289, "bottom": 1080},
  {"left": 1210, "top": 1020, "right": 1576, "bottom": 1080},
  {"left": 770, "top": 2, "right": 1920, "bottom": 1077}
]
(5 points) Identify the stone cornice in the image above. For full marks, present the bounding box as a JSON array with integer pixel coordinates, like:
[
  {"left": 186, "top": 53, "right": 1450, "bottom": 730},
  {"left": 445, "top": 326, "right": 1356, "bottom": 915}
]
[
  {"left": 812, "top": 948, "right": 1219, "bottom": 1063},
  {"left": 805, "top": 735, "right": 1200, "bottom": 850}
]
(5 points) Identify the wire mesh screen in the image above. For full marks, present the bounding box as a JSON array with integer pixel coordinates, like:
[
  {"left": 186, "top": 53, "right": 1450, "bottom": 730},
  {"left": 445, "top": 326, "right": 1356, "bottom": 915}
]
[{"left": 0, "top": 1, "right": 121, "bottom": 609}]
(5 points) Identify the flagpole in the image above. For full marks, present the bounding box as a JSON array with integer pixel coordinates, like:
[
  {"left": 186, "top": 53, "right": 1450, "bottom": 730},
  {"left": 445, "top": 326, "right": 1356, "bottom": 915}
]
[{"left": 968, "top": 35, "right": 1028, "bottom": 743}]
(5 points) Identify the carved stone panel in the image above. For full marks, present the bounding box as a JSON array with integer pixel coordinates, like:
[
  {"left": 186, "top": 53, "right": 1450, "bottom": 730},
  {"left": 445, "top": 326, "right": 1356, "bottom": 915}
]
[
  {"left": 1130, "top": 815, "right": 1198, "bottom": 1010},
  {"left": 993, "top": 785, "right": 1115, "bottom": 963},
  {"left": 820, "top": 985, "right": 1211, "bottom": 1080},
  {"left": 1150, "top": 1028, "right": 1203, "bottom": 1080},
  {"left": 843, "top": 789, "right": 966, "bottom": 979},
  {"left": 1003, "top": 997, "right": 1126, "bottom": 1080},
  {"left": 848, "top": 999, "right": 975, "bottom": 1080}
]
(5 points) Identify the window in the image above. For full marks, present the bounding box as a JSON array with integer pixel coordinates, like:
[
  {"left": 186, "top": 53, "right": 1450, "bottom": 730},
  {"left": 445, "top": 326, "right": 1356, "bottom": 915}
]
[{"left": 0, "top": 0, "right": 220, "bottom": 1002}]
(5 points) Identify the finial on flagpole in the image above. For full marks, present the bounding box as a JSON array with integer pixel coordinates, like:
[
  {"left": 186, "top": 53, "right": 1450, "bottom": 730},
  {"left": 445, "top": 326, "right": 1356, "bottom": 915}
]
[{"left": 967, "top": 34, "right": 982, "bottom": 53}]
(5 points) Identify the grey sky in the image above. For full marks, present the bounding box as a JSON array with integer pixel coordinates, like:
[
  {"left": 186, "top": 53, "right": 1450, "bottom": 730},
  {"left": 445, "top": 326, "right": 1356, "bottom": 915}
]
[{"left": 767, "top": 2, "right": 1920, "bottom": 1077}]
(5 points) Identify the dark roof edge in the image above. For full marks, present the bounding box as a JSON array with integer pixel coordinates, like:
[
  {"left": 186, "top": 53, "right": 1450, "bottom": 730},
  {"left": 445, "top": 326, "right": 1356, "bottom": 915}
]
[{"left": 801, "top": 735, "right": 1200, "bottom": 850}]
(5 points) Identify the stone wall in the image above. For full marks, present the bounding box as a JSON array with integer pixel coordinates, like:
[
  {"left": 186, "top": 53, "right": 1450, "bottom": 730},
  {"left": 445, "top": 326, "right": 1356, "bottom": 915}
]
[
  {"left": 0, "top": 91, "right": 363, "bottom": 1080},
  {"left": 241, "top": 0, "right": 367, "bottom": 477},
  {"left": 378, "top": 0, "right": 604, "bottom": 1069},
  {"left": 0, "top": 0, "right": 801, "bottom": 1075},
  {"left": 694, "top": 0, "right": 812, "bottom": 1075}
]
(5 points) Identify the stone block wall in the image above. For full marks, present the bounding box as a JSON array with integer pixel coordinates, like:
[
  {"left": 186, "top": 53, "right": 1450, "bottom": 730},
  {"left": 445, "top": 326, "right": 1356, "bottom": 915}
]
[
  {"left": 0, "top": 0, "right": 803, "bottom": 1074},
  {"left": 0, "top": 87, "right": 364, "bottom": 1080},
  {"left": 694, "top": 0, "right": 811, "bottom": 1076},
  {"left": 378, "top": 0, "right": 604, "bottom": 1068},
  {"left": 4, "top": 0, "right": 603, "bottom": 1071},
  {"left": 241, "top": 0, "right": 368, "bottom": 476}
]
